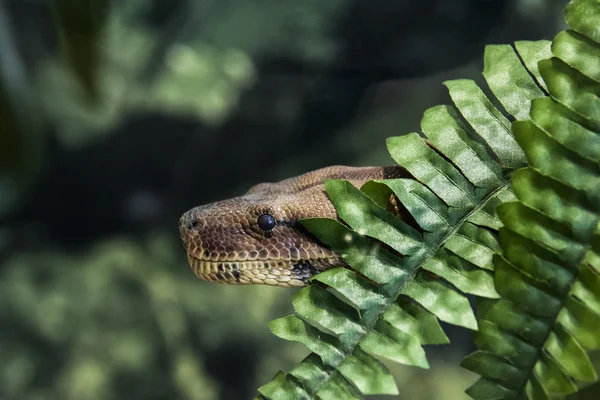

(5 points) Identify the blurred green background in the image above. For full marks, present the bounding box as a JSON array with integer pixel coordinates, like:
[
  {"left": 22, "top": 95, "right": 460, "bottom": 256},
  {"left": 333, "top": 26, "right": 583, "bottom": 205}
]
[{"left": 0, "top": 1, "right": 571, "bottom": 399}]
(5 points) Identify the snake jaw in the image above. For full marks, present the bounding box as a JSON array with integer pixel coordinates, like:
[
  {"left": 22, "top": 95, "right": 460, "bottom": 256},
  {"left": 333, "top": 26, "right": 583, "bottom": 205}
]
[{"left": 185, "top": 253, "right": 342, "bottom": 287}]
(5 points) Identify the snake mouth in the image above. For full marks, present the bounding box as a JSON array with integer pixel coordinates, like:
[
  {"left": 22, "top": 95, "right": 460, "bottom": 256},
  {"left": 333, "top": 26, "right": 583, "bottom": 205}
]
[{"left": 186, "top": 253, "right": 339, "bottom": 288}]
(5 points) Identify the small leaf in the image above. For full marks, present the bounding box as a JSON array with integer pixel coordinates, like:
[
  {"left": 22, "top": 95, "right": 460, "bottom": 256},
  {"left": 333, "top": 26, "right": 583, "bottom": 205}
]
[
  {"left": 363, "top": 179, "right": 450, "bottom": 234},
  {"left": 552, "top": 30, "right": 600, "bottom": 83},
  {"left": 467, "top": 189, "right": 512, "bottom": 231},
  {"left": 499, "top": 228, "right": 575, "bottom": 297},
  {"left": 514, "top": 40, "right": 552, "bottom": 90},
  {"left": 529, "top": 97, "right": 600, "bottom": 162},
  {"left": 571, "top": 262, "right": 600, "bottom": 316},
  {"left": 498, "top": 202, "right": 584, "bottom": 267},
  {"left": 444, "top": 79, "right": 525, "bottom": 169},
  {"left": 387, "top": 133, "right": 475, "bottom": 208},
  {"left": 360, "top": 321, "right": 429, "bottom": 368},
  {"left": 421, "top": 105, "right": 502, "bottom": 188},
  {"left": 444, "top": 223, "right": 499, "bottom": 271},
  {"left": 310, "top": 268, "right": 386, "bottom": 312},
  {"left": 269, "top": 316, "right": 344, "bottom": 366},
  {"left": 544, "top": 324, "right": 597, "bottom": 382},
  {"left": 483, "top": 44, "right": 546, "bottom": 120},
  {"left": 564, "top": 0, "right": 600, "bottom": 44},
  {"left": 396, "top": 299, "right": 450, "bottom": 345},
  {"left": 534, "top": 352, "right": 578, "bottom": 395},
  {"left": 465, "top": 377, "right": 518, "bottom": 400},
  {"left": 461, "top": 351, "right": 522, "bottom": 389},
  {"left": 511, "top": 168, "right": 598, "bottom": 242},
  {"left": 513, "top": 120, "right": 600, "bottom": 204},
  {"left": 316, "top": 373, "right": 362, "bottom": 400},
  {"left": 494, "top": 255, "right": 562, "bottom": 319},
  {"left": 557, "top": 296, "right": 600, "bottom": 350},
  {"left": 538, "top": 57, "right": 600, "bottom": 122},
  {"left": 477, "top": 298, "right": 550, "bottom": 347},
  {"left": 474, "top": 320, "right": 538, "bottom": 370},
  {"left": 422, "top": 251, "right": 499, "bottom": 298},
  {"left": 338, "top": 348, "right": 399, "bottom": 395},
  {"left": 400, "top": 272, "right": 478, "bottom": 330},
  {"left": 324, "top": 180, "right": 422, "bottom": 255},
  {"left": 525, "top": 375, "right": 551, "bottom": 400},
  {"left": 289, "top": 354, "right": 331, "bottom": 395},
  {"left": 292, "top": 286, "right": 364, "bottom": 348},
  {"left": 258, "top": 372, "right": 310, "bottom": 400},
  {"left": 300, "top": 218, "right": 408, "bottom": 285}
]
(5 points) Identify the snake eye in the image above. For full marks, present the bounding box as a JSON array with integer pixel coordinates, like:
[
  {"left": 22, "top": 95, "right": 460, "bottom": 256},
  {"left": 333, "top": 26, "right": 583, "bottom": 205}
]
[{"left": 257, "top": 214, "right": 276, "bottom": 231}]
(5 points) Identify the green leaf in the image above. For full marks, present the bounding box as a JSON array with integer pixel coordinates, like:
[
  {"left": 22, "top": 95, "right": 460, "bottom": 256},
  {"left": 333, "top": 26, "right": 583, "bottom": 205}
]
[
  {"left": 258, "top": 372, "right": 309, "bottom": 400},
  {"left": 387, "top": 133, "right": 475, "bottom": 208},
  {"left": 552, "top": 30, "right": 600, "bottom": 83},
  {"left": 529, "top": 98, "right": 600, "bottom": 169},
  {"left": 444, "top": 79, "right": 525, "bottom": 169},
  {"left": 461, "top": 351, "right": 522, "bottom": 389},
  {"left": 316, "top": 373, "right": 362, "bottom": 400},
  {"left": 444, "top": 223, "right": 500, "bottom": 271},
  {"left": 514, "top": 40, "right": 553, "bottom": 91},
  {"left": 323, "top": 179, "right": 422, "bottom": 255},
  {"left": 422, "top": 250, "right": 499, "bottom": 298},
  {"left": 310, "top": 268, "right": 386, "bottom": 312},
  {"left": 421, "top": 105, "right": 502, "bottom": 189},
  {"left": 494, "top": 255, "right": 562, "bottom": 318},
  {"left": 299, "top": 218, "right": 408, "bottom": 285},
  {"left": 525, "top": 375, "right": 550, "bottom": 400},
  {"left": 538, "top": 57, "right": 600, "bottom": 122},
  {"left": 499, "top": 228, "right": 574, "bottom": 297},
  {"left": 360, "top": 322, "right": 429, "bottom": 368},
  {"left": 477, "top": 298, "right": 550, "bottom": 347},
  {"left": 557, "top": 296, "right": 600, "bottom": 350},
  {"left": 564, "top": 0, "right": 600, "bottom": 44},
  {"left": 483, "top": 44, "right": 546, "bottom": 120},
  {"left": 363, "top": 179, "right": 450, "bottom": 235},
  {"left": 534, "top": 353, "right": 578, "bottom": 395},
  {"left": 292, "top": 286, "right": 364, "bottom": 347},
  {"left": 511, "top": 168, "right": 598, "bottom": 240},
  {"left": 338, "top": 348, "right": 399, "bottom": 395},
  {"left": 545, "top": 324, "right": 597, "bottom": 382},
  {"left": 397, "top": 298, "right": 451, "bottom": 345},
  {"left": 465, "top": 378, "right": 518, "bottom": 400},
  {"left": 401, "top": 273, "right": 478, "bottom": 330},
  {"left": 259, "top": 2, "right": 600, "bottom": 398},
  {"left": 269, "top": 316, "right": 344, "bottom": 366}
]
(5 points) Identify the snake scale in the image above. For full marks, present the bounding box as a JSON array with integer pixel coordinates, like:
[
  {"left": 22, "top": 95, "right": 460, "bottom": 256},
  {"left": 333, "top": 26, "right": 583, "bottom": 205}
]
[{"left": 179, "top": 165, "right": 412, "bottom": 287}]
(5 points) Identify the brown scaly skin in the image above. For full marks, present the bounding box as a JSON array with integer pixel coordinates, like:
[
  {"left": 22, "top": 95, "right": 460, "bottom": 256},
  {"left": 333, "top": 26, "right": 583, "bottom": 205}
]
[{"left": 179, "top": 165, "right": 410, "bottom": 287}]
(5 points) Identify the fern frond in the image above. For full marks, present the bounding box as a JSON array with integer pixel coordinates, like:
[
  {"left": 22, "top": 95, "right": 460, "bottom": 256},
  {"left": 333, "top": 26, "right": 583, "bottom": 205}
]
[
  {"left": 256, "top": 31, "right": 551, "bottom": 400},
  {"left": 463, "top": 0, "right": 600, "bottom": 397}
]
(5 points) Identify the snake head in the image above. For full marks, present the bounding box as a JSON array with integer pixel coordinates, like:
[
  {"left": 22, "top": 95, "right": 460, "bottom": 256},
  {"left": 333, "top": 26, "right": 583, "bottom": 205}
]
[{"left": 179, "top": 182, "right": 343, "bottom": 287}]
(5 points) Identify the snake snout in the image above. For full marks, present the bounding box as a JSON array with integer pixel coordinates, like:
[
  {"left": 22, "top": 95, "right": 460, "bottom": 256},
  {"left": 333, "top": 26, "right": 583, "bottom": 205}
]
[
  {"left": 179, "top": 211, "right": 196, "bottom": 231},
  {"left": 178, "top": 210, "right": 202, "bottom": 252}
]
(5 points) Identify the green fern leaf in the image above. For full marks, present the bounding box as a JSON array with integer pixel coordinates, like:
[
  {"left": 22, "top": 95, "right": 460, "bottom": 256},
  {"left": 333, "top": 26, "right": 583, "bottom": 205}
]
[
  {"left": 258, "top": 48, "right": 545, "bottom": 400},
  {"left": 464, "top": 0, "right": 600, "bottom": 398}
]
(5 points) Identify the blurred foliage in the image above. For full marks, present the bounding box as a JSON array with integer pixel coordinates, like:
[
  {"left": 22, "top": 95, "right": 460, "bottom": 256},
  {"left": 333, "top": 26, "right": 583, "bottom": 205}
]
[
  {"left": 0, "top": 0, "right": 577, "bottom": 399},
  {"left": 0, "top": 234, "right": 296, "bottom": 399}
]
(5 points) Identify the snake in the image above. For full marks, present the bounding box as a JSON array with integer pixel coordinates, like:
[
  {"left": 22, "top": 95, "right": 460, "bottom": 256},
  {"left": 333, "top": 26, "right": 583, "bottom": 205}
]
[{"left": 179, "top": 165, "right": 412, "bottom": 287}]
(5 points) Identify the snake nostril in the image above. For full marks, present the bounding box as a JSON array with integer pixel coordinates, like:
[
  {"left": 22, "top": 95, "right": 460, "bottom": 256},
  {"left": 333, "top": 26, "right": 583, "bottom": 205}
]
[{"left": 187, "top": 219, "right": 199, "bottom": 230}]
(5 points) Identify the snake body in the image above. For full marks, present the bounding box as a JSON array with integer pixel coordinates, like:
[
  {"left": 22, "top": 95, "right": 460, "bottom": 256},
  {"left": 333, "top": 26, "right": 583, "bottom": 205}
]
[{"left": 179, "top": 165, "right": 410, "bottom": 287}]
